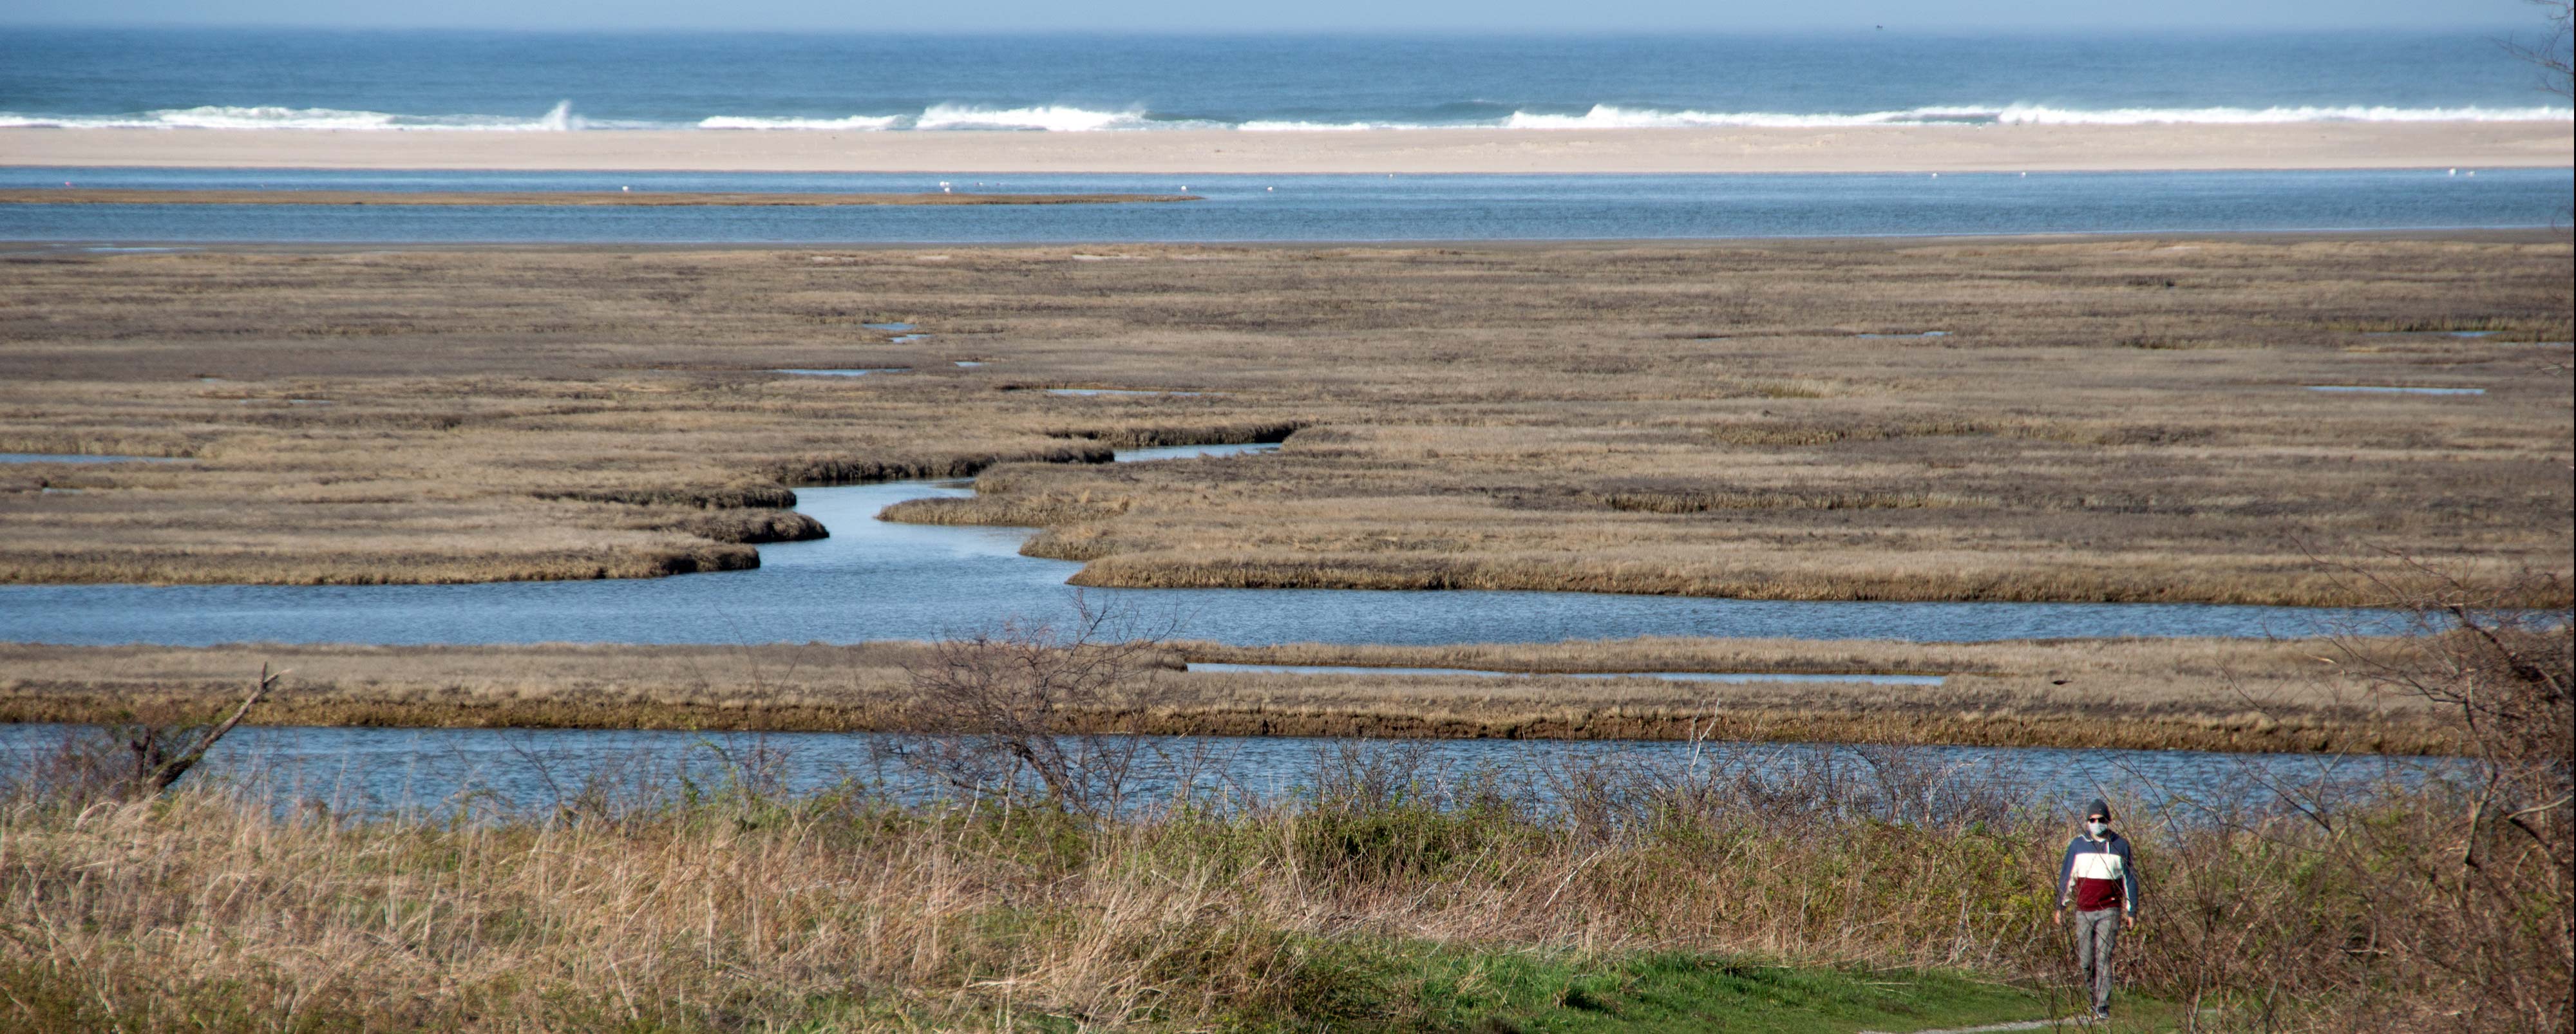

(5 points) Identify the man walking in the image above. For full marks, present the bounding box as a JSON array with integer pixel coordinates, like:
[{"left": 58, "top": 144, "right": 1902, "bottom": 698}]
[{"left": 2053, "top": 798, "right": 2139, "bottom": 1022}]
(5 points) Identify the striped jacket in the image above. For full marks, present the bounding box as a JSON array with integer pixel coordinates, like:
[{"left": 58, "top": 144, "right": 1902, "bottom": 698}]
[{"left": 2058, "top": 832, "right": 2140, "bottom": 915}]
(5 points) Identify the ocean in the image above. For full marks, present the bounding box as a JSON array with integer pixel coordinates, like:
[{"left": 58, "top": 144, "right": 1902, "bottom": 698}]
[
  {"left": 3, "top": 28, "right": 2568, "bottom": 132},
  {"left": 4, "top": 30, "right": 2569, "bottom": 242}
]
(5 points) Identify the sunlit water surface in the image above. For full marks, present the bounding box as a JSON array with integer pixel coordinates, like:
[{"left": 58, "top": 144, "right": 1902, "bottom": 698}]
[
  {"left": 0, "top": 444, "right": 2436, "bottom": 646},
  {"left": 0, "top": 722, "right": 2459, "bottom": 822}
]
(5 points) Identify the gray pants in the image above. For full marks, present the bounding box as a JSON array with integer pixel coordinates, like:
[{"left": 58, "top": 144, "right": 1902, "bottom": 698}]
[{"left": 2073, "top": 908, "right": 2122, "bottom": 1013}]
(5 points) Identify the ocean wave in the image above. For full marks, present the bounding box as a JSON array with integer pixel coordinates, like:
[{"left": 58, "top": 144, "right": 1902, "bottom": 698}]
[
  {"left": 6, "top": 100, "right": 2565, "bottom": 132},
  {"left": 1499, "top": 106, "right": 1931, "bottom": 129},
  {"left": 913, "top": 104, "right": 1155, "bottom": 131},
  {"left": 1497, "top": 102, "right": 2573, "bottom": 129},
  {"left": 0, "top": 100, "right": 589, "bottom": 131}
]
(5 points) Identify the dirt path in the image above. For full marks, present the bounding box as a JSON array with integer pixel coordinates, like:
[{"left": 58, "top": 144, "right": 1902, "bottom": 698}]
[{"left": 1862, "top": 1020, "right": 2070, "bottom": 1033}]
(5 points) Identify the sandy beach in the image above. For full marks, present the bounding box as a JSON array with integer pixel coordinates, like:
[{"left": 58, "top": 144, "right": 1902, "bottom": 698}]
[{"left": 5, "top": 122, "right": 2569, "bottom": 174}]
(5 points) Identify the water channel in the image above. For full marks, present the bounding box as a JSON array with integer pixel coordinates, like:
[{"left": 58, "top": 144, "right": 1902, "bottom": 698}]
[
  {"left": 5, "top": 432, "right": 2504, "bottom": 814},
  {"left": 0, "top": 442, "right": 2431, "bottom": 646},
  {"left": 5, "top": 167, "right": 2568, "bottom": 244},
  {"left": 0, "top": 721, "right": 2454, "bottom": 822}
]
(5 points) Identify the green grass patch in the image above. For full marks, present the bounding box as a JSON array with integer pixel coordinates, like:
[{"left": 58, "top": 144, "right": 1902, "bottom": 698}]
[{"left": 1221, "top": 941, "right": 2053, "bottom": 1033}]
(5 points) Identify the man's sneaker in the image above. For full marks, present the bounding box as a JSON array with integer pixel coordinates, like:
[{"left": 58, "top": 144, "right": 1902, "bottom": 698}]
[{"left": 2092, "top": 1008, "right": 2112, "bottom": 1022}]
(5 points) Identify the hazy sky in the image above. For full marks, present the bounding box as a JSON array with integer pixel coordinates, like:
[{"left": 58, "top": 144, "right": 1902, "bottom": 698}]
[{"left": 0, "top": 0, "right": 2551, "bottom": 33}]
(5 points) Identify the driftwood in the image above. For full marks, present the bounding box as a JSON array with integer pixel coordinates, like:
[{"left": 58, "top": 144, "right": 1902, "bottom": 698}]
[{"left": 123, "top": 663, "right": 285, "bottom": 794}]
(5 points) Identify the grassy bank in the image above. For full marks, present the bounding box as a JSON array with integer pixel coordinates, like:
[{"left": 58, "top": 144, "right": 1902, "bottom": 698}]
[
  {"left": 3, "top": 238, "right": 2568, "bottom": 602},
  {"left": 0, "top": 635, "right": 2457, "bottom": 754},
  {"left": 3, "top": 604, "right": 2561, "bottom": 1032},
  {"left": 0, "top": 793, "right": 2056, "bottom": 1033},
  {"left": 0, "top": 748, "right": 2527, "bottom": 1031}
]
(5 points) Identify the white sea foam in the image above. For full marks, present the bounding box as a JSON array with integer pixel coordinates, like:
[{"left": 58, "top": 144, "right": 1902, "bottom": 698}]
[
  {"left": 0, "top": 106, "right": 401, "bottom": 129},
  {"left": 1495, "top": 102, "right": 2572, "bottom": 129},
  {"left": 535, "top": 100, "right": 581, "bottom": 131},
  {"left": 913, "top": 104, "right": 1154, "bottom": 131},
  {"left": 1499, "top": 105, "right": 1933, "bottom": 129},
  {"left": 697, "top": 114, "right": 903, "bottom": 131},
  {"left": 0, "top": 100, "right": 589, "bottom": 131},
  {"left": 6, "top": 100, "right": 2565, "bottom": 132}
]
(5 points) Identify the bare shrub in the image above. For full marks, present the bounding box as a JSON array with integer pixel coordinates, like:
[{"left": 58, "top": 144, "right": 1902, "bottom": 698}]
[
  {"left": 2253, "top": 567, "right": 2573, "bottom": 1031},
  {"left": 878, "top": 595, "right": 1180, "bottom": 818},
  {"left": 1529, "top": 739, "right": 2020, "bottom": 847},
  {"left": 1303, "top": 739, "right": 1452, "bottom": 814}
]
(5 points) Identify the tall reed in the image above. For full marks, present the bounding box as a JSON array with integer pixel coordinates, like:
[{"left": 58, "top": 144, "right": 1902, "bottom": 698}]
[{"left": 0, "top": 729, "right": 2553, "bottom": 1031}]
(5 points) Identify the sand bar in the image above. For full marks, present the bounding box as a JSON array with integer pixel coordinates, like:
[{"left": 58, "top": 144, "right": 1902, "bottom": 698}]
[
  {"left": 4, "top": 122, "right": 2569, "bottom": 174},
  {"left": 0, "top": 188, "right": 1194, "bottom": 206}
]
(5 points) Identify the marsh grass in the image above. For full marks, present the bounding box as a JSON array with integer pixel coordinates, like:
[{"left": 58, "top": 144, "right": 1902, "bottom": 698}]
[
  {"left": 0, "top": 778, "right": 2066, "bottom": 1032},
  {"left": 0, "top": 723, "right": 2536, "bottom": 1031},
  {"left": 3, "top": 238, "right": 2568, "bottom": 602},
  {"left": 1, "top": 602, "right": 2559, "bottom": 1031},
  {"left": 0, "top": 635, "right": 2456, "bottom": 753}
]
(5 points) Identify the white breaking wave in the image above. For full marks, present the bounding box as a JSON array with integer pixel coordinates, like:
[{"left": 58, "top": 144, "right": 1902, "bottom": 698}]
[
  {"left": 1498, "top": 102, "right": 2571, "bottom": 129},
  {"left": 0, "top": 100, "right": 589, "bottom": 131},
  {"left": 6, "top": 100, "right": 2565, "bottom": 132},
  {"left": 913, "top": 104, "right": 1155, "bottom": 131},
  {"left": 535, "top": 100, "right": 581, "bottom": 131},
  {"left": 697, "top": 114, "right": 903, "bottom": 131}
]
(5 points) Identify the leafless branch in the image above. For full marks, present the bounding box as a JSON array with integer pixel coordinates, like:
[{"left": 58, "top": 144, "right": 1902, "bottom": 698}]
[
  {"left": 878, "top": 593, "right": 1183, "bottom": 818},
  {"left": 126, "top": 663, "right": 287, "bottom": 795},
  {"left": 2503, "top": 0, "right": 2576, "bottom": 100}
]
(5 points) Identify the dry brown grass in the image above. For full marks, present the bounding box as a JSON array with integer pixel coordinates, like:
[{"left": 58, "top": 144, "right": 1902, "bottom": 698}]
[
  {"left": 0, "top": 774, "right": 2130, "bottom": 1031},
  {"left": 2, "top": 236, "right": 2568, "bottom": 601},
  {"left": 0, "top": 636, "right": 2454, "bottom": 753},
  {"left": 0, "top": 715, "right": 2554, "bottom": 1030}
]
